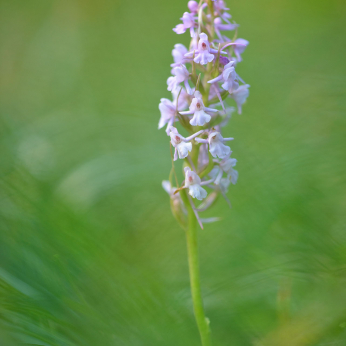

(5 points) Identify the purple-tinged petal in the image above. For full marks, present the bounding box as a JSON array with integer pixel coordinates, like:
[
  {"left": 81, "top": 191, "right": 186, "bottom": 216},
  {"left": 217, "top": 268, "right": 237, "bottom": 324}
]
[
  {"left": 173, "top": 24, "right": 186, "bottom": 34},
  {"left": 172, "top": 44, "right": 188, "bottom": 64}
]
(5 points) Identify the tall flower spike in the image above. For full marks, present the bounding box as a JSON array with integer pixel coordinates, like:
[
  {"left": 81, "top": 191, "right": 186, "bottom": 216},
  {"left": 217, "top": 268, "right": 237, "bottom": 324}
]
[
  {"left": 180, "top": 91, "right": 218, "bottom": 126},
  {"left": 195, "top": 130, "right": 234, "bottom": 159},
  {"left": 159, "top": 2, "right": 250, "bottom": 344}
]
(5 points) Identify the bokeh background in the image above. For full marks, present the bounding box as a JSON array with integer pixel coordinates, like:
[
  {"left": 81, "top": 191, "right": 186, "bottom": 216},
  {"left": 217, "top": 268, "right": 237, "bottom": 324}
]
[{"left": 1, "top": 0, "right": 346, "bottom": 345}]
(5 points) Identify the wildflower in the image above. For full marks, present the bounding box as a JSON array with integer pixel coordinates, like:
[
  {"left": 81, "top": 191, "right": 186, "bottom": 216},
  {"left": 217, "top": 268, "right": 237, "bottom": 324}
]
[
  {"left": 173, "top": 12, "right": 196, "bottom": 37},
  {"left": 168, "top": 127, "right": 204, "bottom": 160},
  {"left": 167, "top": 64, "right": 193, "bottom": 95},
  {"left": 184, "top": 167, "right": 208, "bottom": 200},
  {"left": 233, "top": 38, "right": 249, "bottom": 62},
  {"left": 184, "top": 33, "right": 221, "bottom": 65},
  {"left": 195, "top": 131, "right": 233, "bottom": 159},
  {"left": 172, "top": 87, "right": 190, "bottom": 111},
  {"left": 213, "top": 0, "right": 232, "bottom": 23},
  {"left": 167, "top": 76, "right": 179, "bottom": 93},
  {"left": 208, "top": 61, "right": 240, "bottom": 93},
  {"left": 171, "top": 44, "right": 188, "bottom": 66},
  {"left": 219, "top": 155, "right": 238, "bottom": 184},
  {"left": 213, "top": 0, "right": 229, "bottom": 12},
  {"left": 219, "top": 177, "right": 231, "bottom": 192},
  {"left": 180, "top": 91, "right": 218, "bottom": 126},
  {"left": 209, "top": 167, "right": 230, "bottom": 191},
  {"left": 229, "top": 84, "right": 250, "bottom": 114},
  {"left": 159, "top": 1, "right": 250, "bottom": 344},
  {"left": 158, "top": 98, "right": 177, "bottom": 134}
]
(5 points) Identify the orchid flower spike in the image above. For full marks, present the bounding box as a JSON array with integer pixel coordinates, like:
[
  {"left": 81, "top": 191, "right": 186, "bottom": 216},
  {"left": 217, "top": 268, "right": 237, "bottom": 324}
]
[
  {"left": 184, "top": 167, "right": 208, "bottom": 200},
  {"left": 159, "top": 2, "right": 251, "bottom": 343},
  {"left": 180, "top": 91, "right": 218, "bottom": 126},
  {"left": 195, "top": 130, "right": 233, "bottom": 159},
  {"left": 169, "top": 127, "right": 204, "bottom": 160}
]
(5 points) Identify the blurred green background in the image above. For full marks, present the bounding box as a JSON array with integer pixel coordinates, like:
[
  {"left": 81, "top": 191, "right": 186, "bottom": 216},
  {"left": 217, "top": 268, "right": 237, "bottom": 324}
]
[{"left": 1, "top": 0, "right": 346, "bottom": 345}]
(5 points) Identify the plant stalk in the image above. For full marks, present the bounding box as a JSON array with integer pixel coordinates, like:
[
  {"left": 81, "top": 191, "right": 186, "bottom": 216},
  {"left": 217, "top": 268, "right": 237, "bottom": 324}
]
[{"left": 186, "top": 202, "right": 212, "bottom": 346}]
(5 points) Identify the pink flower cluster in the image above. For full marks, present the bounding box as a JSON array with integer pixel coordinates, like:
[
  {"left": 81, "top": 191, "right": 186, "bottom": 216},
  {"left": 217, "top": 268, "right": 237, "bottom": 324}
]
[{"left": 159, "top": 0, "right": 249, "bottom": 229}]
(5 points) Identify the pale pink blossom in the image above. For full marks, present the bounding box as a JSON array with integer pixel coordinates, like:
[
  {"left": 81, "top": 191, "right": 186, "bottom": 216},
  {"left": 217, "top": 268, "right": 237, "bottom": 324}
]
[
  {"left": 171, "top": 44, "right": 188, "bottom": 66},
  {"left": 158, "top": 98, "right": 177, "bottom": 134},
  {"left": 184, "top": 33, "right": 222, "bottom": 65},
  {"left": 168, "top": 127, "right": 203, "bottom": 160},
  {"left": 173, "top": 12, "right": 196, "bottom": 37},
  {"left": 220, "top": 155, "right": 238, "bottom": 184},
  {"left": 180, "top": 91, "right": 218, "bottom": 126},
  {"left": 184, "top": 167, "right": 208, "bottom": 200},
  {"left": 229, "top": 84, "right": 250, "bottom": 114},
  {"left": 233, "top": 38, "right": 249, "bottom": 62},
  {"left": 195, "top": 131, "right": 233, "bottom": 159},
  {"left": 208, "top": 61, "right": 241, "bottom": 93},
  {"left": 167, "top": 64, "right": 193, "bottom": 95}
]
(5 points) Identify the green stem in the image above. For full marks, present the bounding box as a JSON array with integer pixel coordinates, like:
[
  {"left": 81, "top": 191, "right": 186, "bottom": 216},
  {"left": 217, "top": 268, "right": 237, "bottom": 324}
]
[{"left": 186, "top": 202, "right": 212, "bottom": 346}]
